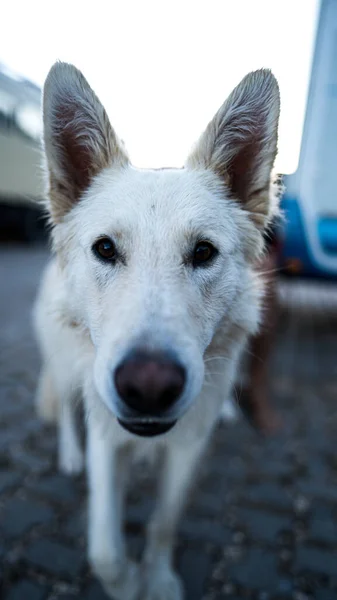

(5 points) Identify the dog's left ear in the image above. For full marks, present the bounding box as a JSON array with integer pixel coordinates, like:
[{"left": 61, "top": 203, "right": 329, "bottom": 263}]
[
  {"left": 43, "top": 62, "right": 129, "bottom": 222},
  {"left": 185, "top": 70, "right": 280, "bottom": 229}
]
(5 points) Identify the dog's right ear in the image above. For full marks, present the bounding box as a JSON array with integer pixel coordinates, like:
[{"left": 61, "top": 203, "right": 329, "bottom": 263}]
[
  {"left": 185, "top": 70, "right": 280, "bottom": 230},
  {"left": 43, "top": 62, "right": 129, "bottom": 222}
]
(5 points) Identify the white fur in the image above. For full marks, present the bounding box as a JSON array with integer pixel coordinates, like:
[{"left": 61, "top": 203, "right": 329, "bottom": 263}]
[{"left": 34, "top": 62, "right": 280, "bottom": 599}]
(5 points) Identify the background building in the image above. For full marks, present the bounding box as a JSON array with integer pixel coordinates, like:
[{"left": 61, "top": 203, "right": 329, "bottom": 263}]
[{"left": 0, "top": 64, "right": 44, "bottom": 241}]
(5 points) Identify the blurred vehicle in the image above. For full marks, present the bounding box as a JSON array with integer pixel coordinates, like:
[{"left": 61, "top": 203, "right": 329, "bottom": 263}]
[
  {"left": 279, "top": 0, "right": 337, "bottom": 281},
  {"left": 0, "top": 64, "right": 46, "bottom": 242}
]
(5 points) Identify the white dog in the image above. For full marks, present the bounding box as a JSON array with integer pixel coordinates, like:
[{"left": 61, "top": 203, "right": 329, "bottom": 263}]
[{"left": 33, "top": 62, "right": 280, "bottom": 600}]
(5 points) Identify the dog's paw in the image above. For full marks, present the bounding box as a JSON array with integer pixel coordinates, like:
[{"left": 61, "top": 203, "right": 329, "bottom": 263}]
[
  {"left": 92, "top": 557, "right": 141, "bottom": 600},
  {"left": 142, "top": 566, "right": 184, "bottom": 600},
  {"left": 58, "top": 444, "right": 84, "bottom": 475}
]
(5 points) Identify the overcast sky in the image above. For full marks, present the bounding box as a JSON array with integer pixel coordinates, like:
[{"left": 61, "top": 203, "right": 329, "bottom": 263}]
[{"left": 1, "top": 0, "right": 319, "bottom": 173}]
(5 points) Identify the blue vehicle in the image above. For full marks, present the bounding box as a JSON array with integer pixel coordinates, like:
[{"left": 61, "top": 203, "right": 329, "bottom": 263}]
[
  {"left": 278, "top": 0, "right": 337, "bottom": 281},
  {"left": 279, "top": 195, "right": 337, "bottom": 280}
]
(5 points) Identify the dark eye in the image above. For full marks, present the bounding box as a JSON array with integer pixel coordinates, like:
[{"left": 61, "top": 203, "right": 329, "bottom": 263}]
[
  {"left": 93, "top": 237, "right": 117, "bottom": 262},
  {"left": 193, "top": 242, "right": 217, "bottom": 267}
]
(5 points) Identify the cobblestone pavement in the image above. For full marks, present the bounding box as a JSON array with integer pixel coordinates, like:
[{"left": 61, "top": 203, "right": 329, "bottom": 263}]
[{"left": 1, "top": 245, "right": 337, "bottom": 600}]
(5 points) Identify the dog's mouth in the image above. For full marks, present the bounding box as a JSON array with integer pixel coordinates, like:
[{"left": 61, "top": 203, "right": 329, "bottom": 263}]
[{"left": 117, "top": 418, "right": 177, "bottom": 437}]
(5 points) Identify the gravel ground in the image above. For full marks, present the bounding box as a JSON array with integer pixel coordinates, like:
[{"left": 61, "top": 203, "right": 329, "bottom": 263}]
[{"left": 0, "top": 245, "right": 337, "bottom": 600}]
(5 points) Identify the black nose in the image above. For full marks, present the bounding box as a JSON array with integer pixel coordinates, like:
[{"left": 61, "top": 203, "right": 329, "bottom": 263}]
[{"left": 114, "top": 350, "right": 186, "bottom": 414}]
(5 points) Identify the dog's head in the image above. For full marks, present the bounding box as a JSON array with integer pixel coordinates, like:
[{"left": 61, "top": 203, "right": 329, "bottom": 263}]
[{"left": 43, "top": 63, "right": 280, "bottom": 436}]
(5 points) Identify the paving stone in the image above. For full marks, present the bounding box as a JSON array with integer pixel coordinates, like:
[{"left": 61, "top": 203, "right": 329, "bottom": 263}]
[
  {"left": 238, "top": 507, "right": 291, "bottom": 543},
  {"left": 315, "top": 591, "right": 337, "bottom": 600},
  {"left": 178, "top": 546, "right": 212, "bottom": 600},
  {"left": 209, "top": 455, "right": 246, "bottom": 481},
  {"left": 5, "top": 580, "right": 49, "bottom": 600},
  {"left": 10, "top": 447, "right": 51, "bottom": 473},
  {"left": 179, "top": 517, "right": 231, "bottom": 546},
  {"left": 1, "top": 498, "right": 54, "bottom": 537},
  {"left": 193, "top": 490, "right": 227, "bottom": 514},
  {"left": 296, "top": 547, "right": 337, "bottom": 578},
  {"left": 25, "top": 539, "right": 84, "bottom": 577},
  {"left": 0, "top": 470, "right": 21, "bottom": 494},
  {"left": 83, "top": 581, "right": 111, "bottom": 599},
  {"left": 309, "top": 513, "right": 337, "bottom": 544},
  {"left": 243, "top": 482, "right": 292, "bottom": 511},
  {"left": 298, "top": 481, "right": 337, "bottom": 504},
  {"left": 27, "top": 474, "right": 79, "bottom": 504},
  {"left": 64, "top": 512, "right": 86, "bottom": 539},
  {"left": 0, "top": 400, "right": 29, "bottom": 422},
  {"left": 33, "top": 431, "right": 58, "bottom": 453},
  {"left": 277, "top": 577, "right": 294, "bottom": 595},
  {"left": 229, "top": 548, "right": 280, "bottom": 591},
  {"left": 0, "top": 427, "right": 28, "bottom": 450},
  {"left": 253, "top": 460, "right": 292, "bottom": 480}
]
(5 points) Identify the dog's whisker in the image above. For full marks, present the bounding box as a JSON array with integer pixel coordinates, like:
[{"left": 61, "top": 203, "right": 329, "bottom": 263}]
[{"left": 204, "top": 355, "right": 231, "bottom": 363}]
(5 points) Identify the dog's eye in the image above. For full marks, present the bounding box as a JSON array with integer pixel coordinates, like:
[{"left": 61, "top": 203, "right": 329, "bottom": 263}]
[
  {"left": 93, "top": 237, "right": 117, "bottom": 262},
  {"left": 193, "top": 242, "right": 217, "bottom": 267}
]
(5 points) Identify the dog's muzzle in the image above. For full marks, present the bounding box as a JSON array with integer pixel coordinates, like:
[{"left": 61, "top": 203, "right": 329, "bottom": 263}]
[{"left": 117, "top": 418, "right": 177, "bottom": 437}]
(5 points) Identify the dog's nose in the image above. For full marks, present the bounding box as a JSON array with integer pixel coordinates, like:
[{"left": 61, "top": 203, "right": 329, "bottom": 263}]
[{"left": 114, "top": 351, "right": 186, "bottom": 414}]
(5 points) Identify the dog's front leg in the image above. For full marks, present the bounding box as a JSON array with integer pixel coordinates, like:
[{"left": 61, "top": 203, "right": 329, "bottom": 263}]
[
  {"left": 143, "top": 440, "right": 205, "bottom": 600},
  {"left": 87, "top": 420, "right": 140, "bottom": 600},
  {"left": 59, "top": 397, "right": 84, "bottom": 475}
]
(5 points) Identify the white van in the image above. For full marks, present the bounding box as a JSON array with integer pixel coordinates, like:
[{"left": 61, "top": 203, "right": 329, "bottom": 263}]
[{"left": 0, "top": 64, "right": 44, "bottom": 241}]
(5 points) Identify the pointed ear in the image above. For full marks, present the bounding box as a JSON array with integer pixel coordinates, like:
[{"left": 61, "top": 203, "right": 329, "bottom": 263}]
[
  {"left": 43, "top": 62, "right": 129, "bottom": 222},
  {"left": 185, "top": 70, "right": 280, "bottom": 229}
]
